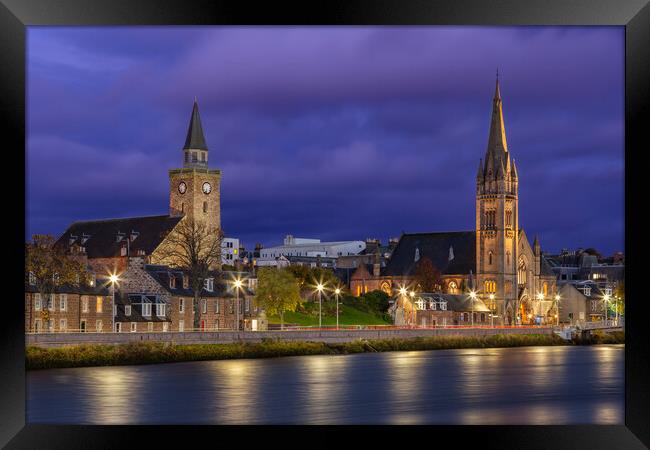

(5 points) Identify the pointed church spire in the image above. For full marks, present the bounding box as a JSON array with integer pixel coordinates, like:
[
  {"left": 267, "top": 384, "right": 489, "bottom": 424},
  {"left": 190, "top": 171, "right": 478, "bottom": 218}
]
[
  {"left": 486, "top": 72, "right": 508, "bottom": 156},
  {"left": 183, "top": 99, "right": 208, "bottom": 151},
  {"left": 511, "top": 158, "right": 518, "bottom": 179},
  {"left": 533, "top": 235, "right": 540, "bottom": 256},
  {"left": 476, "top": 158, "right": 484, "bottom": 181}
]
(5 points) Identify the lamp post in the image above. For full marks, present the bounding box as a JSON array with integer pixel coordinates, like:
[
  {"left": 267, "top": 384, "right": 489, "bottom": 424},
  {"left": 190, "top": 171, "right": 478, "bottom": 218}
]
[
  {"left": 234, "top": 278, "right": 243, "bottom": 331},
  {"left": 317, "top": 283, "right": 324, "bottom": 329},
  {"left": 109, "top": 274, "right": 119, "bottom": 333},
  {"left": 603, "top": 294, "right": 610, "bottom": 326},
  {"left": 409, "top": 291, "right": 415, "bottom": 327},
  {"left": 554, "top": 294, "right": 561, "bottom": 327},
  {"left": 335, "top": 288, "right": 341, "bottom": 330},
  {"left": 469, "top": 291, "right": 477, "bottom": 327},
  {"left": 489, "top": 293, "right": 495, "bottom": 328},
  {"left": 536, "top": 292, "right": 544, "bottom": 325}
]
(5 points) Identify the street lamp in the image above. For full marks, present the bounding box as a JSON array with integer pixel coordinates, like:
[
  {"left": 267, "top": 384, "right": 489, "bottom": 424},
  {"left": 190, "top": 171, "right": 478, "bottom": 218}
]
[
  {"left": 234, "top": 278, "right": 243, "bottom": 331},
  {"left": 536, "top": 292, "right": 544, "bottom": 325},
  {"left": 109, "top": 273, "right": 120, "bottom": 332},
  {"left": 489, "top": 293, "right": 495, "bottom": 328},
  {"left": 603, "top": 293, "right": 610, "bottom": 326},
  {"left": 554, "top": 294, "right": 561, "bottom": 327},
  {"left": 316, "top": 283, "right": 324, "bottom": 329},
  {"left": 469, "top": 290, "right": 477, "bottom": 327},
  {"left": 335, "top": 288, "right": 341, "bottom": 330}
]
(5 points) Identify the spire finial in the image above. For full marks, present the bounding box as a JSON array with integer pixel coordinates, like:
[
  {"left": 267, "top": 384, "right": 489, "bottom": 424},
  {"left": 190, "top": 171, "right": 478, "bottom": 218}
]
[{"left": 194, "top": 95, "right": 197, "bottom": 103}]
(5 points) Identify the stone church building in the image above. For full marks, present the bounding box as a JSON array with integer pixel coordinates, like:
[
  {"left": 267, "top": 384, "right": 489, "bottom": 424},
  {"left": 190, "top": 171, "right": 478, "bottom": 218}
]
[{"left": 350, "top": 77, "right": 557, "bottom": 325}]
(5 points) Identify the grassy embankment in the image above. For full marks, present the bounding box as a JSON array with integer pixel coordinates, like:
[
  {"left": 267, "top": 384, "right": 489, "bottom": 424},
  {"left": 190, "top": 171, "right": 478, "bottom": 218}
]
[
  {"left": 25, "top": 331, "right": 624, "bottom": 370},
  {"left": 268, "top": 304, "right": 391, "bottom": 326}
]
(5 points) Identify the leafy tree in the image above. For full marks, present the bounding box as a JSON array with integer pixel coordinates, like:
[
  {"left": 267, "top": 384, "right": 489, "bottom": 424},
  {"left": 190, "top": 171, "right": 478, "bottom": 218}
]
[
  {"left": 154, "top": 217, "right": 223, "bottom": 330},
  {"left": 414, "top": 257, "right": 443, "bottom": 292},
  {"left": 286, "top": 265, "right": 340, "bottom": 299},
  {"left": 254, "top": 268, "right": 302, "bottom": 330},
  {"left": 614, "top": 281, "right": 625, "bottom": 315},
  {"left": 25, "top": 235, "right": 87, "bottom": 331}
]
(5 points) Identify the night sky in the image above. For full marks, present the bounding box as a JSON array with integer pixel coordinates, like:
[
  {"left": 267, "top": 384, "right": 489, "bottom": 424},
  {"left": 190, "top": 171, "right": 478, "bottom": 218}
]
[{"left": 26, "top": 27, "right": 624, "bottom": 255}]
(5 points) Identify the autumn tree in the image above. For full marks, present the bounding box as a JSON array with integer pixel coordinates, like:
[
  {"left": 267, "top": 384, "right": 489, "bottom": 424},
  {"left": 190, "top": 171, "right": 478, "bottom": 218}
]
[
  {"left": 414, "top": 257, "right": 443, "bottom": 292},
  {"left": 154, "top": 217, "right": 223, "bottom": 330},
  {"left": 25, "top": 235, "right": 87, "bottom": 331},
  {"left": 254, "top": 268, "right": 302, "bottom": 330}
]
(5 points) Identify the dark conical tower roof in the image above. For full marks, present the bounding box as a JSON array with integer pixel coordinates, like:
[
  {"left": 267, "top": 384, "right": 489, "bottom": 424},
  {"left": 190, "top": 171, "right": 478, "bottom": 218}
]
[
  {"left": 183, "top": 99, "right": 208, "bottom": 151},
  {"left": 481, "top": 72, "right": 510, "bottom": 180}
]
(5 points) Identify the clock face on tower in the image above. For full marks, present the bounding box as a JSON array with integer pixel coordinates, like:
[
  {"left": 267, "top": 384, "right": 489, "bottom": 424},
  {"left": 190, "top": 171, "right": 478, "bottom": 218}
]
[
  {"left": 178, "top": 182, "right": 187, "bottom": 194},
  {"left": 202, "top": 182, "right": 212, "bottom": 194}
]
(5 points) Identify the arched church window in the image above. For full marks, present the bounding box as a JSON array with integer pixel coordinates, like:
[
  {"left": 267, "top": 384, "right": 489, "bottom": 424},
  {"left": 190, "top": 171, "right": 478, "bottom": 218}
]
[
  {"left": 506, "top": 251, "right": 511, "bottom": 265},
  {"left": 488, "top": 251, "right": 493, "bottom": 265},
  {"left": 181, "top": 203, "right": 184, "bottom": 213},
  {"left": 448, "top": 281, "right": 458, "bottom": 294},
  {"left": 543, "top": 282, "right": 548, "bottom": 296},
  {"left": 518, "top": 258, "right": 527, "bottom": 286},
  {"left": 203, "top": 202, "right": 208, "bottom": 213},
  {"left": 484, "top": 280, "right": 496, "bottom": 293}
]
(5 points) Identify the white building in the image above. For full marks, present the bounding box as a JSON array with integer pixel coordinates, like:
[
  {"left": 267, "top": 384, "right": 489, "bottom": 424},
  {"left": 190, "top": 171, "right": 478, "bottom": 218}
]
[
  {"left": 222, "top": 237, "right": 240, "bottom": 265},
  {"left": 257, "top": 235, "right": 366, "bottom": 267}
]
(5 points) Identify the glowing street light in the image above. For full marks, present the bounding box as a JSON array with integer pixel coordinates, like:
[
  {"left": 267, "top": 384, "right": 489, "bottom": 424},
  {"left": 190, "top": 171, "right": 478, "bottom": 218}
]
[
  {"left": 108, "top": 272, "right": 120, "bottom": 332},
  {"left": 489, "top": 293, "right": 495, "bottom": 328},
  {"left": 233, "top": 278, "right": 243, "bottom": 331},
  {"left": 334, "top": 287, "right": 341, "bottom": 330},
  {"left": 603, "top": 293, "right": 611, "bottom": 326},
  {"left": 554, "top": 294, "right": 561, "bottom": 326},
  {"left": 399, "top": 287, "right": 407, "bottom": 296},
  {"left": 469, "top": 290, "right": 477, "bottom": 327},
  {"left": 316, "top": 283, "right": 325, "bottom": 329}
]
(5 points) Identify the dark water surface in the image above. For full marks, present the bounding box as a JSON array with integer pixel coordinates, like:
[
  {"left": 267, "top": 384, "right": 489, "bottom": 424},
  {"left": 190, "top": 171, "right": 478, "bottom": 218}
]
[{"left": 27, "top": 345, "right": 623, "bottom": 424}]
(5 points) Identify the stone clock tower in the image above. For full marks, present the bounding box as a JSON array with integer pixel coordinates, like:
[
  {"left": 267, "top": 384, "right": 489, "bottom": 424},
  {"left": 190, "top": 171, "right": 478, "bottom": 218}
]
[
  {"left": 169, "top": 99, "right": 221, "bottom": 232},
  {"left": 475, "top": 75, "right": 519, "bottom": 324}
]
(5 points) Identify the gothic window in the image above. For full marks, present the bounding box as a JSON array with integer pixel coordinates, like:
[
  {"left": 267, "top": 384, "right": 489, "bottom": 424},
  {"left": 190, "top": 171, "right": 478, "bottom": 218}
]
[
  {"left": 505, "top": 210, "right": 512, "bottom": 228},
  {"left": 506, "top": 251, "right": 511, "bottom": 265},
  {"left": 518, "top": 259, "right": 527, "bottom": 287},
  {"left": 543, "top": 282, "right": 548, "bottom": 296},
  {"left": 484, "top": 280, "right": 496, "bottom": 293},
  {"left": 181, "top": 203, "right": 184, "bottom": 213},
  {"left": 192, "top": 152, "right": 198, "bottom": 163},
  {"left": 203, "top": 202, "right": 208, "bottom": 213},
  {"left": 488, "top": 251, "right": 493, "bottom": 265},
  {"left": 448, "top": 281, "right": 458, "bottom": 294}
]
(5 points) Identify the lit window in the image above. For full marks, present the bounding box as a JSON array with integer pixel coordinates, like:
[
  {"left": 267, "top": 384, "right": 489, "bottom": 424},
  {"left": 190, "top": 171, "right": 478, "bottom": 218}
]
[
  {"left": 202, "top": 299, "right": 207, "bottom": 314},
  {"left": 215, "top": 299, "right": 220, "bottom": 314},
  {"left": 162, "top": 322, "right": 169, "bottom": 332},
  {"left": 142, "top": 303, "right": 151, "bottom": 317},
  {"left": 156, "top": 303, "right": 166, "bottom": 317},
  {"left": 96, "top": 320, "right": 103, "bottom": 332},
  {"left": 60, "top": 294, "right": 67, "bottom": 311},
  {"left": 96, "top": 297, "right": 103, "bottom": 313}
]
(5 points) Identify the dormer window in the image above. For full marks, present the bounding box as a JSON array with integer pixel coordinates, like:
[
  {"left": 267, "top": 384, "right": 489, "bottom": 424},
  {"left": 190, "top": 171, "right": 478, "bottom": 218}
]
[
  {"left": 81, "top": 233, "right": 90, "bottom": 244},
  {"left": 69, "top": 234, "right": 78, "bottom": 246},
  {"left": 169, "top": 276, "right": 176, "bottom": 289},
  {"left": 183, "top": 275, "right": 189, "bottom": 289},
  {"left": 121, "top": 245, "right": 127, "bottom": 256},
  {"left": 29, "top": 271, "right": 36, "bottom": 286},
  {"left": 584, "top": 287, "right": 591, "bottom": 297},
  {"left": 137, "top": 249, "right": 146, "bottom": 256},
  {"left": 130, "top": 231, "right": 139, "bottom": 242},
  {"left": 125, "top": 305, "right": 131, "bottom": 316},
  {"left": 116, "top": 232, "right": 125, "bottom": 243},
  {"left": 204, "top": 278, "right": 214, "bottom": 292},
  {"left": 142, "top": 303, "right": 152, "bottom": 317}
]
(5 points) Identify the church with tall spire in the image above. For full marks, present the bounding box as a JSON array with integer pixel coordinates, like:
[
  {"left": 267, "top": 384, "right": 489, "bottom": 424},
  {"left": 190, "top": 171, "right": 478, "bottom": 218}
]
[{"left": 351, "top": 75, "right": 557, "bottom": 326}]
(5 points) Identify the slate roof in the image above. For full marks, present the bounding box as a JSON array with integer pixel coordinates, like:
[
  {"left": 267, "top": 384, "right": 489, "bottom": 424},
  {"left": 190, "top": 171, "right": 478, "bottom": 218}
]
[
  {"left": 56, "top": 215, "right": 183, "bottom": 259},
  {"left": 419, "top": 293, "right": 490, "bottom": 312},
  {"left": 144, "top": 265, "right": 254, "bottom": 297},
  {"left": 183, "top": 100, "right": 208, "bottom": 151},
  {"left": 24, "top": 282, "right": 110, "bottom": 296},
  {"left": 540, "top": 256, "right": 556, "bottom": 277},
  {"left": 114, "top": 293, "right": 171, "bottom": 323},
  {"left": 384, "top": 231, "right": 476, "bottom": 277}
]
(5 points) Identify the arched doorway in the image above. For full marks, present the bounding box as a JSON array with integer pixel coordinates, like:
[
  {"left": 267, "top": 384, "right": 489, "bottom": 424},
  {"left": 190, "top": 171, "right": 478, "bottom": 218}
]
[{"left": 519, "top": 296, "right": 533, "bottom": 325}]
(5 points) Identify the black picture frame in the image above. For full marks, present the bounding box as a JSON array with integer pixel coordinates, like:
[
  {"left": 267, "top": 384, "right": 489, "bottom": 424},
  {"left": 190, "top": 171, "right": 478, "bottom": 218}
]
[{"left": 1, "top": 0, "right": 648, "bottom": 448}]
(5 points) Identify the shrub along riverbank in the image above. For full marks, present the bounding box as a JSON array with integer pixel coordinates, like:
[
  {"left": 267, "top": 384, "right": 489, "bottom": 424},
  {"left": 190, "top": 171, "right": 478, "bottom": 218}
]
[{"left": 25, "top": 331, "right": 624, "bottom": 370}]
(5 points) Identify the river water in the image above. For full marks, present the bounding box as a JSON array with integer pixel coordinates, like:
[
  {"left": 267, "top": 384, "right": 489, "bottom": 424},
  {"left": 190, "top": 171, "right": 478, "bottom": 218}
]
[{"left": 27, "top": 344, "right": 623, "bottom": 424}]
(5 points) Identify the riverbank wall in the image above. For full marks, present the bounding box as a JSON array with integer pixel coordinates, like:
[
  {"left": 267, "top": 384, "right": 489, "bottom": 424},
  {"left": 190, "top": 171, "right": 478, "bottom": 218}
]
[{"left": 26, "top": 327, "right": 554, "bottom": 348}]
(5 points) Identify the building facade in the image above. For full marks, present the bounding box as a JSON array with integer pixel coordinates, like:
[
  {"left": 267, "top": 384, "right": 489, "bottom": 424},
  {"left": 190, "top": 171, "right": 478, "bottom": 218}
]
[{"left": 257, "top": 235, "right": 366, "bottom": 267}]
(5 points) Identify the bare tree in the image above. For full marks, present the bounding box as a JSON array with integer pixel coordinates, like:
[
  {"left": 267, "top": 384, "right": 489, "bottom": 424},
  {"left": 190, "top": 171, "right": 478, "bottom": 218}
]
[
  {"left": 155, "top": 217, "right": 223, "bottom": 330},
  {"left": 25, "top": 235, "right": 88, "bottom": 331}
]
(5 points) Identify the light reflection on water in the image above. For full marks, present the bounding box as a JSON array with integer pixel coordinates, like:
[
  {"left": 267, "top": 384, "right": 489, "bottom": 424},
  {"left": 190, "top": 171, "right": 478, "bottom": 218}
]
[{"left": 27, "top": 344, "right": 624, "bottom": 425}]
